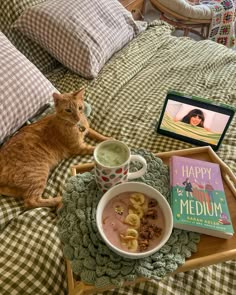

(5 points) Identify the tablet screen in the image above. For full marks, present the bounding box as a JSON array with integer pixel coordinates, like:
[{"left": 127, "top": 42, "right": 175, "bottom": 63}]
[{"left": 156, "top": 92, "right": 235, "bottom": 151}]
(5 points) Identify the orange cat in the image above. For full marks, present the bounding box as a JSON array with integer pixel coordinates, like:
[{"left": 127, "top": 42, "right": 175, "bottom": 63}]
[{"left": 0, "top": 88, "right": 109, "bottom": 208}]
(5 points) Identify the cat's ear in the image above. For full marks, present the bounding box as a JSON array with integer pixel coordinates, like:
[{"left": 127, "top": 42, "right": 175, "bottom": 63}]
[
  {"left": 72, "top": 87, "right": 85, "bottom": 101},
  {"left": 53, "top": 93, "right": 63, "bottom": 107}
]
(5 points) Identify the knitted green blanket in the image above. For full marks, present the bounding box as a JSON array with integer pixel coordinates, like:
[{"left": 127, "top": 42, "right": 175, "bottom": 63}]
[{"left": 57, "top": 149, "right": 200, "bottom": 288}]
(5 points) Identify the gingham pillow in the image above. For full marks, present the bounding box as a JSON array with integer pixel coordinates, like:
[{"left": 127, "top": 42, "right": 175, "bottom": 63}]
[
  {"left": 0, "top": 33, "right": 57, "bottom": 144},
  {"left": 1, "top": 0, "right": 58, "bottom": 73},
  {"left": 13, "top": 0, "right": 144, "bottom": 78}
]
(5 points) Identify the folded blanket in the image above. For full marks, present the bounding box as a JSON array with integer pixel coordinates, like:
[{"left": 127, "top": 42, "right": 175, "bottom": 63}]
[{"left": 201, "top": 0, "right": 236, "bottom": 48}]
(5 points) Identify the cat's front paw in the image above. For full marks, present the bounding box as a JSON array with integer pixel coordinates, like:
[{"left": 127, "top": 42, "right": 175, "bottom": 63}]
[
  {"left": 83, "top": 145, "right": 95, "bottom": 154},
  {"left": 88, "top": 146, "right": 95, "bottom": 154}
]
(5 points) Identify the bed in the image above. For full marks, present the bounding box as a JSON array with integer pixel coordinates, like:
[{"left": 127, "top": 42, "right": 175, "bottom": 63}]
[{"left": 1, "top": 0, "right": 236, "bottom": 294}]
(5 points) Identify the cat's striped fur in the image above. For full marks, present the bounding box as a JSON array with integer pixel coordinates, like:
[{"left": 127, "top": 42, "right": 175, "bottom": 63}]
[{"left": 0, "top": 88, "right": 109, "bottom": 208}]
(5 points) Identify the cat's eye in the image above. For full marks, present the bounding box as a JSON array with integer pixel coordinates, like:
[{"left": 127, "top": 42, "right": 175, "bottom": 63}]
[
  {"left": 65, "top": 108, "right": 72, "bottom": 113},
  {"left": 78, "top": 106, "right": 82, "bottom": 111}
]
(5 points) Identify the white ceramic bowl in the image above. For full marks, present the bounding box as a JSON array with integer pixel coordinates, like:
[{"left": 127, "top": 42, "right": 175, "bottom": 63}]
[{"left": 96, "top": 182, "right": 173, "bottom": 259}]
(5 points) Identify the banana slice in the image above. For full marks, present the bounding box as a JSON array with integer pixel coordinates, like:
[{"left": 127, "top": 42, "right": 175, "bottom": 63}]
[
  {"left": 128, "top": 204, "right": 144, "bottom": 219},
  {"left": 124, "top": 213, "right": 140, "bottom": 229},
  {"left": 126, "top": 228, "right": 138, "bottom": 239},
  {"left": 120, "top": 228, "right": 139, "bottom": 252},
  {"left": 120, "top": 228, "right": 138, "bottom": 240},
  {"left": 120, "top": 234, "right": 136, "bottom": 241},
  {"left": 130, "top": 193, "right": 145, "bottom": 206},
  {"left": 126, "top": 239, "right": 138, "bottom": 252}
]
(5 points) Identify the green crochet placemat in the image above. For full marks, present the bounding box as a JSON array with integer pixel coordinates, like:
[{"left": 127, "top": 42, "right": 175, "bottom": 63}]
[{"left": 57, "top": 148, "right": 200, "bottom": 288}]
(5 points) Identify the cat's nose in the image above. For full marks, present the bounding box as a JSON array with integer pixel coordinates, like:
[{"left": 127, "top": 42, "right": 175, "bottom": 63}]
[{"left": 74, "top": 113, "right": 80, "bottom": 121}]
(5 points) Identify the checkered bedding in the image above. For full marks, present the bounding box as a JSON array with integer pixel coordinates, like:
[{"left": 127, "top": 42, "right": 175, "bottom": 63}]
[
  {"left": 1, "top": 21, "right": 236, "bottom": 294},
  {"left": 13, "top": 0, "right": 144, "bottom": 78}
]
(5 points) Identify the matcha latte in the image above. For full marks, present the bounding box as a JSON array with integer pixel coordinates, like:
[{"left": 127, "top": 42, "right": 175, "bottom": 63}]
[
  {"left": 96, "top": 142, "right": 129, "bottom": 167},
  {"left": 94, "top": 140, "right": 147, "bottom": 192}
]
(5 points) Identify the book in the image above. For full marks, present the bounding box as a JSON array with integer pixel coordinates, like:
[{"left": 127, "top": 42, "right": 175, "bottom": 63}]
[{"left": 169, "top": 155, "right": 234, "bottom": 239}]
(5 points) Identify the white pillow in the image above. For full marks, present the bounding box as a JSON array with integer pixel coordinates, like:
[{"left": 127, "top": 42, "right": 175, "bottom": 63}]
[
  {"left": 13, "top": 0, "right": 144, "bottom": 79},
  {"left": 0, "top": 32, "right": 57, "bottom": 144}
]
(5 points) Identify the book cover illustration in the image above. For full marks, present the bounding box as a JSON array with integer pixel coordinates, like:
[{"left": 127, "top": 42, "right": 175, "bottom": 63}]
[{"left": 170, "top": 155, "right": 234, "bottom": 238}]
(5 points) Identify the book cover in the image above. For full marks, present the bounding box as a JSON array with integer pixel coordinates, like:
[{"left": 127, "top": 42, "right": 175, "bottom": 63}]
[{"left": 170, "top": 155, "right": 234, "bottom": 239}]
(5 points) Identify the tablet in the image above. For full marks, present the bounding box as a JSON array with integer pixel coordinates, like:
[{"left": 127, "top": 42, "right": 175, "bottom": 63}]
[{"left": 156, "top": 91, "right": 235, "bottom": 151}]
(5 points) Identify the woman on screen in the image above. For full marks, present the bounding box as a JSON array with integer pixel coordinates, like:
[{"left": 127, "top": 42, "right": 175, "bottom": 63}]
[{"left": 181, "top": 109, "right": 205, "bottom": 127}]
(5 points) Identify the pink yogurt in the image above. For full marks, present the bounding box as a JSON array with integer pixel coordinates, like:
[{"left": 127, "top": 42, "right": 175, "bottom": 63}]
[{"left": 102, "top": 192, "right": 165, "bottom": 253}]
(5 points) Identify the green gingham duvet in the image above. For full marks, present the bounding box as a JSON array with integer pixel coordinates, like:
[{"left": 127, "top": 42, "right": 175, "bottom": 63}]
[{"left": 1, "top": 21, "right": 236, "bottom": 294}]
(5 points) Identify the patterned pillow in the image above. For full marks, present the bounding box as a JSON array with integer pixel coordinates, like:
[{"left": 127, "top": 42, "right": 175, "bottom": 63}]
[
  {"left": 0, "top": 32, "right": 58, "bottom": 144},
  {"left": 13, "top": 0, "right": 144, "bottom": 78},
  {"left": 1, "top": 0, "right": 58, "bottom": 73}
]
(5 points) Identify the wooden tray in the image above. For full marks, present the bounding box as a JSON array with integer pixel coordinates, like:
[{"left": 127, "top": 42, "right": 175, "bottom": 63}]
[{"left": 67, "top": 146, "right": 236, "bottom": 295}]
